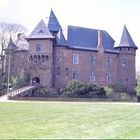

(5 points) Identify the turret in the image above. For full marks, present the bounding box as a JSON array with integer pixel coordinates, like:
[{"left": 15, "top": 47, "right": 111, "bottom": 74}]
[{"left": 116, "top": 25, "right": 138, "bottom": 92}]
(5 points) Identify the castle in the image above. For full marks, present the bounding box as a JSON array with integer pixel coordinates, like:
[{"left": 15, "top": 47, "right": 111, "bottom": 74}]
[{"left": 5, "top": 9, "right": 138, "bottom": 92}]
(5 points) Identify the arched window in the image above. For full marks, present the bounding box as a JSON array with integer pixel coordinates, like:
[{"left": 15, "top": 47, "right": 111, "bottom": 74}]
[
  {"left": 41, "top": 55, "right": 45, "bottom": 63},
  {"left": 90, "top": 72, "right": 96, "bottom": 82},
  {"left": 46, "top": 55, "right": 49, "bottom": 61},
  {"left": 38, "top": 55, "right": 41, "bottom": 61},
  {"left": 30, "top": 55, "right": 33, "bottom": 61},
  {"left": 34, "top": 55, "right": 38, "bottom": 63},
  {"left": 72, "top": 70, "right": 79, "bottom": 80},
  {"left": 29, "top": 55, "right": 33, "bottom": 61}
]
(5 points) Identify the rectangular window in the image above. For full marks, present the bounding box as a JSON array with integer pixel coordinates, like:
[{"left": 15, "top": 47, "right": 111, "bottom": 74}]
[
  {"left": 107, "top": 72, "right": 112, "bottom": 83},
  {"left": 56, "top": 67, "right": 61, "bottom": 77},
  {"left": 89, "top": 56, "right": 95, "bottom": 65},
  {"left": 107, "top": 57, "right": 112, "bottom": 67},
  {"left": 72, "top": 70, "right": 79, "bottom": 80},
  {"left": 90, "top": 72, "right": 96, "bottom": 82},
  {"left": 72, "top": 54, "right": 79, "bottom": 64},
  {"left": 65, "top": 68, "right": 69, "bottom": 77},
  {"left": 36, "top": 44, "right": 41, "bottom": 52},
  {"left": 34, "top": 55, "right": 38, "bottom": 64},
  {"left": 122, "top": 59, "right": 128, "bottom": 68}
]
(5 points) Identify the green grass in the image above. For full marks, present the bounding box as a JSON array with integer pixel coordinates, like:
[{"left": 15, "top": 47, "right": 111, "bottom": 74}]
[{"left": 0, "top": 101, "right": 140, "bottom": 139}]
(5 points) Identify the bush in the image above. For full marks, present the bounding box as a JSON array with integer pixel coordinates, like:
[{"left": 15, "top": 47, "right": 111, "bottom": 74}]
[
  {"left": 31, "top": 87, "right": 49, "bottom": 97},
  {"left": 104, "top": 86, "right": 114, "bottom": 98},
  {"left": 112, "top": 82, "right": 127, "bottom": 92},
  {"left": 60, "top": 80, "right": 106, "bottom": 98},
  {"left": 136, "top": 78, "right": 140, "bottom": 97}
]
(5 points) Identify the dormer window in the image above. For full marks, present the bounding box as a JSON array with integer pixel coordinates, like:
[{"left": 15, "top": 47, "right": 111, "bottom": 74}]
[
  {"left": 50, "top": 31, "right": 58, "bottom": 37},
  {"left": 38, "top": 30, "right": 44, "bottom": 33}
]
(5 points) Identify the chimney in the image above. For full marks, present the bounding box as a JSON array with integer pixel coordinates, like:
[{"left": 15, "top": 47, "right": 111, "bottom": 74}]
[{"left": 97, "top": 30, "right": 102, "bottom": 49}]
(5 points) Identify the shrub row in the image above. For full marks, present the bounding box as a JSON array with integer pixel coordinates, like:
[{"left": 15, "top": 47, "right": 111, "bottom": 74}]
[{"left": 59, "top": 80, "right": 106, "bottom": 98}]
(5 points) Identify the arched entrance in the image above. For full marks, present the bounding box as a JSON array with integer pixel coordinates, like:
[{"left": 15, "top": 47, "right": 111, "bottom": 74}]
[{"left": 32, "top": 77, "right": 40, "bottom": 85}]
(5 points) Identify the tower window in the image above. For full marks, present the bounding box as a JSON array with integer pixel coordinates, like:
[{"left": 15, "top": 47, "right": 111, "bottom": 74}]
[
  {"left": 38, "top": 55, "right": 41, "bottom": 61},
  {"left": 29, "top": 55, "right": 33, "bottom": 61},
  {"left": 50, "top": 31, "right": 58, "bottom": 37},
  {"left": 34, "top": 55, "right": 38, "bottom": 64},
  {"left": 122, "top": 59, "right": 128, "bottom": 68},
  {"left": 72, "top": 70, "right": 79, "bottom": 80},
  {"left": 72, "top": 54, "right": 79, "bottom": 64},
  {"left": 36, "top": 44, "right": 41, "bottom": 52},
  {"left": 41, "top": 55, "right": 45, "bottom": 63},
  {"left": 46, "top": 55, "right": 49, "bottom": 61}
]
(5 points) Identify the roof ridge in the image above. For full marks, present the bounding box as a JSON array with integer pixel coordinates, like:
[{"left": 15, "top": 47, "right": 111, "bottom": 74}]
[{"left": 68, "top": 25, "right": 106, "bottom": 32}]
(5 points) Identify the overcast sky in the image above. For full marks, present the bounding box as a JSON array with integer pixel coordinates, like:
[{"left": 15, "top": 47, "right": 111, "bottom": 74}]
[{"left": 0, "top": 0, "right": 140, "bottom": 69}]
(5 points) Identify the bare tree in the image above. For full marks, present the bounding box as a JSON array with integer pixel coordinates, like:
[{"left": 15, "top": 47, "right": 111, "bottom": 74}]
[{"left": 0, "top": 22, "right": 27, "bottom": 87}]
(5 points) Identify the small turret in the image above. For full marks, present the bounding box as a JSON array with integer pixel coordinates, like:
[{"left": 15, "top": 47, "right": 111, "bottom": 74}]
[
  {"left": 117, "top": 25, "right": 138, "bottom": 92},
  {"left": 6, "top": 37, "right": 18, "bottom": 52}
]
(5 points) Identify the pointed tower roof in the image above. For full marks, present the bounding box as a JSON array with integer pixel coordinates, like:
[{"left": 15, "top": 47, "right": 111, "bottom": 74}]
[
  {"left": 47, "top": 9, "right": 62, "bottom": 32},
  {"left": 27, "top": 19, "right": 54, "bottom": 39},
  {"left": 7, "top": 37, "right": 18, "bottom": 50},
  {"left": 119, "top": 25, "right": 137, "bottom": 48},
  {"left": 55, "top": 29, "right": 68, "bottom": 46}
]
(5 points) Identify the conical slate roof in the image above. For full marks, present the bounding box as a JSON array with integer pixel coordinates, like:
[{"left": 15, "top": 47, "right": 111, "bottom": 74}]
[
  {"left": 47, "top": 9, "right": 62, "bottom": 32},
  {"left": 119, "top": 25, "right": 137, "bottom": 48},
  {"left": 27, "top": 19, "right": 54, "bottom": 39},
  {"left": 7, "top": 37, "right": 18, "bottom": 50}
]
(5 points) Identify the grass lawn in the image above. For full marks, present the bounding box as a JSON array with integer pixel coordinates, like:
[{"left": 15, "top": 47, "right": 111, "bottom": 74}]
[{"left": 0, "top": 101, "right": 140, "bottom": 139}]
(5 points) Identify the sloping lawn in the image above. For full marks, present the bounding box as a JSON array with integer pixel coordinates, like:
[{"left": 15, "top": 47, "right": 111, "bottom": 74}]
[{"left": 0, "top": 101, "right": 140, "bottom": 139}]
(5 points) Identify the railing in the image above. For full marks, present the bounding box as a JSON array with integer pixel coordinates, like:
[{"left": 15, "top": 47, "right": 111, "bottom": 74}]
[
  {"left": 8, "top": 85, "right": 35, "bottom": 98},
  {"left": 0, "top": 89, "right": 8, "bottom": 96}
]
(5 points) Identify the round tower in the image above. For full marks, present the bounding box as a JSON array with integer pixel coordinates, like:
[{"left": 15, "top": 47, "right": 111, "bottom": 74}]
[{"left": 116, "top": 25, "right": 138, "bottom": 92}]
